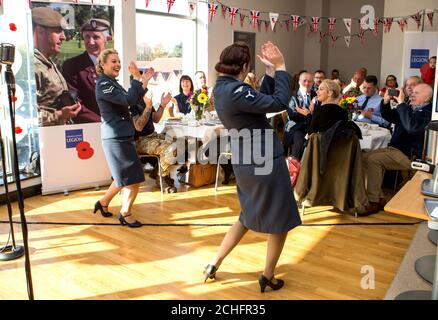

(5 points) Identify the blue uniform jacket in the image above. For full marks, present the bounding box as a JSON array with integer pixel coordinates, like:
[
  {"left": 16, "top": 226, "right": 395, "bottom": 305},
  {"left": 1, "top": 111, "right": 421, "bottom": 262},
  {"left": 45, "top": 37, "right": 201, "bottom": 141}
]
[
  {"left": 95, "top": 74, "right": 146, "bottom": 140},
  {"left": 214, "top": 71, "right": 292, "bottom": 165}
]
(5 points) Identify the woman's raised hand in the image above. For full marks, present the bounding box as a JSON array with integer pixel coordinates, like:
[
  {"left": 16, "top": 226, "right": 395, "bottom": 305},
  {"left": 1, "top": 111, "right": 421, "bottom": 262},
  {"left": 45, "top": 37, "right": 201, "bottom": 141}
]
[
  {"left": 142, "top": 67, "right": 155, "bottom": 85},
  {"left": 261, "top": 41, "right": 285, "bottom": 71},
  {"left": 128, "top": 61, "right": 141, "bottom": 80}
]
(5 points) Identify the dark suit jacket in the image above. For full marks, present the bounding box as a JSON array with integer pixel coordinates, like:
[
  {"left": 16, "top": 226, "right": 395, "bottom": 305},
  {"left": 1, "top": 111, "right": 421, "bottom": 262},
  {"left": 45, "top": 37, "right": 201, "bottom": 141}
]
[
  {"left": 62, "top": 51, "right": 101, "bottom": 123},
  {"left": 285, "top": 88, "right": 317, "bottom": 134}
]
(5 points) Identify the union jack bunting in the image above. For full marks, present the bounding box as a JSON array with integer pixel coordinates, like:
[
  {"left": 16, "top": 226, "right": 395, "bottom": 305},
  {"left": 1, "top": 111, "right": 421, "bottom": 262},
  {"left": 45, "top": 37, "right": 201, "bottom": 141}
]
[
  {"left": 397, "top": 18, "right": 407, "bottom": 32},
  {"left": 229, "top": 7, "right": 239, "bottom": 26},
  {"left": 167, "top": 0, "right": 175, "bottom": 13},
  {"left": 291, "top": 15, "right": 301, "bottom": 32},
  {"left": 357, "top": 30, "right": 365, "bottom": 45},
  {"left": 208, "top": 3, "right": 219, "bottom": 22},
  {"left": 383, "top": 18, "right": 393, "bottom": 33},
  {"left": 264, "top": 20, "right": 270, "bottom": 32},
  {"left": 427, "top": 12, "right": 434, "bottom": 27},
  {"left": 331, "top": 35, "right": 339, "bottom": 47},
  {"left": 328, "top": 17, "right": 336, "bottom": 34},
  {"left": 257, "top": 20, "right": 262, "bottom": 32},
  {"left": 284, "top": 20, "right": 290, "bottom": 32},
  {"left": 411, "top": 12, "right": 422, "bottom": 29},
  {"left": 221, "top": 4, "right": 227, "bottom": 19},
  {"left": 311, "top": 17, "right": 320, "bottom": 32},
  {"left": 239, "top": 13, "right": 246, "bottom": 28},
  {"left": 251, "top": 10, "right": 260, "bottom": 29},
  {"left": 319, "top": 32, "right": 326, "bottom": 43},
  {"left": 373, "top": 18, "right": 380, "bottom": 36},
  {"left": 145, "top": 0, "right": 150, "bottom": 8}
]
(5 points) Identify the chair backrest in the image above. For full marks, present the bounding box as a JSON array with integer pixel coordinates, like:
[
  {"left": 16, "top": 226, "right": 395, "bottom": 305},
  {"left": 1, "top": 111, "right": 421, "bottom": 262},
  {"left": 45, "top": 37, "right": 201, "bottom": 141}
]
[{"left": 295, "top": 132, "right": 368, "bottom": 212}]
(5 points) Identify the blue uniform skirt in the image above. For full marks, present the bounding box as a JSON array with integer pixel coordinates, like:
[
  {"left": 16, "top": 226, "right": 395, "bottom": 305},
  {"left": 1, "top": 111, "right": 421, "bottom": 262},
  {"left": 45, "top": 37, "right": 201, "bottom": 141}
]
[
  {"left": 233, "top": 156, "right": 302, "bottom": 234},
  {"left": 102, "top": 137, "right": 145, "bottom": 187}
]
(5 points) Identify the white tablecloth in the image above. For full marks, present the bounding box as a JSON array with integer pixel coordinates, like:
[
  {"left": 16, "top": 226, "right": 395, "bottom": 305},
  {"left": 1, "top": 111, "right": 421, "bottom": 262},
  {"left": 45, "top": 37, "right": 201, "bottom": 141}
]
[
  {"left": 154, "top": 122, "right": 227, "bottom": 145},
  {"left": 359, "top": 127, "right": 392, "bottom": 150}
]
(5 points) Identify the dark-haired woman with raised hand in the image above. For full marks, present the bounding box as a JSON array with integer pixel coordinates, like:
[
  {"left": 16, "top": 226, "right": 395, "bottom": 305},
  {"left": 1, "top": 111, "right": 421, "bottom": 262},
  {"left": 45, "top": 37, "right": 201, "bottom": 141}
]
[{"left": 203, "top": 41, "right": 301, "bottom": 293}]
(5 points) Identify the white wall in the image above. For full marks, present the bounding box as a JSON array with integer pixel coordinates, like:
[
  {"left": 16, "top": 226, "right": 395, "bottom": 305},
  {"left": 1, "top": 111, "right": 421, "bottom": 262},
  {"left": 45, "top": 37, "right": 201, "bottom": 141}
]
[
  {"left": 381, "top": 0, "right": 437, "bottom": 85},
  {"left": 207, "top": 0, "right": 305, "bottom": 84}
]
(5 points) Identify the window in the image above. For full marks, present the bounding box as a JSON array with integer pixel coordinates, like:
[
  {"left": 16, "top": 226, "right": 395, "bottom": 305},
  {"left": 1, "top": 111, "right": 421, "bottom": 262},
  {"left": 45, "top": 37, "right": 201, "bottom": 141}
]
[{"left": 135, "top": 0, "right": 196, "bottom": 105}]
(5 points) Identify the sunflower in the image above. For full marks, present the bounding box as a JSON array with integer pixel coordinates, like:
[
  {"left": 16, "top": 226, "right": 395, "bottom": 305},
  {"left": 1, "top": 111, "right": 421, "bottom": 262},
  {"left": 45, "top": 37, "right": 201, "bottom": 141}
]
[{"left": 197, "top": 92, "right": 208, "bottom": 105}]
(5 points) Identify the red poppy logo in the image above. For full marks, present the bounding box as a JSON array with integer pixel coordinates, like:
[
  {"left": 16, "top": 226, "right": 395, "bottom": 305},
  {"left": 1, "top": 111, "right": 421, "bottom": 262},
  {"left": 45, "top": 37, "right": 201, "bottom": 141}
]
[
  {"left": 9, "top": 23, "right": 17, "bottom": 31},
  {"left": 15, "top": 127, "right": 23, "bottom": 134},
  {"left": 76, "top": 141, "right": 94, "bottom": 160}
]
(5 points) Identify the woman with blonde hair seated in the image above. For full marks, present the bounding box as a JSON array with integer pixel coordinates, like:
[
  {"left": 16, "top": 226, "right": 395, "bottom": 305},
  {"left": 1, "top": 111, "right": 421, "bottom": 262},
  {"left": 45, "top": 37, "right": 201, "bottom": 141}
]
[{"left": 308, "top": 79, "right": 348, "bottom": 134}]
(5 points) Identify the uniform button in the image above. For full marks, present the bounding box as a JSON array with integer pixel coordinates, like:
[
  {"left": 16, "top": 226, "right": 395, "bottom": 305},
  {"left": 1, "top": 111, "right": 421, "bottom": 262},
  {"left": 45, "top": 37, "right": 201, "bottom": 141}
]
[{"left": 122, "top": 117, "right": 125, "bottom": 120}]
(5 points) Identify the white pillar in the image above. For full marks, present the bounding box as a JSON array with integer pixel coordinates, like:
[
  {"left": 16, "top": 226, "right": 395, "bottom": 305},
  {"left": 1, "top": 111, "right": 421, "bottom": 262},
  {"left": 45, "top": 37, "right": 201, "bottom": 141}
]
[{"left": 114, "top": 0, "right": 137, "bottom": 88}]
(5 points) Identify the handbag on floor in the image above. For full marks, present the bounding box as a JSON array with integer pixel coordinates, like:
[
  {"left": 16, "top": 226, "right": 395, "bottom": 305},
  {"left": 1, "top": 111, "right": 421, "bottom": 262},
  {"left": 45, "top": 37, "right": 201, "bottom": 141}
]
[
  {"left": 188, "top": 163, "right": 217, "bottom": 188},
  {"left": 287, "top": 156, "right": 301, "bottom": 188}
]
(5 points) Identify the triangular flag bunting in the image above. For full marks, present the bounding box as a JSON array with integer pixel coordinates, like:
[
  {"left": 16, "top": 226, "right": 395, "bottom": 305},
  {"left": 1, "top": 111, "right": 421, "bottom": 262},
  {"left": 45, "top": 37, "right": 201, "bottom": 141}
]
[
  {"left": 208, "top": 3, "right": 218, "bottom": 22},
  {"left": 373, "top": 18, "right": 380, "bottom": 36},
  {"left": 383, "top": 18, "right": 393, "bottom": 33},
  {"left": 331, "top": 35, "right": 339, "bottom": 47},
  {"left": 269, "top": 13, "right": 279, "bottom": 31},
  {"left": 411, "top": 12, "right": 422, "bottom": 29},
  {"left": 167, "top": 0, "right": 175, "bottom": 13},
  {"left": 188, "top": 0, "right": 196, "bottom": 15},
  {"left": 239, "top": 13, "right": 246, "bottom": 28},
  {"left": 344, "top": 36, "right": 351, "bottom": 48},
  {"left": 221, "top": 4, "right": 227, "bottom": 19},
  {"left": 427, "top": 12, "right": 434, "bottom": 27},
  {"left": 257, "top": 20, "right": 262, "bottom": 32},
  {"left": 291, "top": 15, "right": 301, "bottom": 32},
  {"left": 343, "top": 18, "right": 352, "bottom": 34},
  {"left": 145, "top": 0, "right": 150, "bottom": 8},
  {"left": 264, "top": 20, "right": 270, "bottom": 32},
  {"left": 251, "top": 10, "right": 260, "bottom": 29},
  {"left": 357, "top": 30, "right": 365, "bottom": 45},
  {"left": 360, "top": 17, "right": 367, "bottom": 32},
  {"left": 229, "top": 7, "right": 239, "bottom": 26},
  {"left": 397, "top": 18, "right": 407, "bottom": 32},
  {"left": 285, "top": 20, "right": 290, "bottom": 32},
  {"left": 319, "top": 32, "right": 326, "bottom": 43},
  {"left": 328, "top": 17, "right": 336, "bottom": 34},
  {"left": 311, "top": 17, "right": 320, "bottom": 32}
]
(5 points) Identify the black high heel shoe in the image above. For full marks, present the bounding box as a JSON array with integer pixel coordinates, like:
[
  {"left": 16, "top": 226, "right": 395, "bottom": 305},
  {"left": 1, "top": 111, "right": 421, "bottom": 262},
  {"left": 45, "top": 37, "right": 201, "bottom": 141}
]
[
  {"left": 93, "top": 201, "right": 113, "bottom": 217},
  {"left": 258, "top": 274, "right": 284, "bottom": 293},
  {"left": 203, "top": 264, "right": 217, "bottom": 282},
  {"left": 118, "top": 213, "right": 142, "bottom": 228}
]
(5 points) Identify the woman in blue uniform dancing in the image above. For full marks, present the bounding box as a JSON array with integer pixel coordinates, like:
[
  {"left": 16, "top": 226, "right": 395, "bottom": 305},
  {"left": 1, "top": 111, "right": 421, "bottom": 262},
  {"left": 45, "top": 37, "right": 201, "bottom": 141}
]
[
  {"left": 203, "top": 42, "right": 302, "bottom": 292},
  {"left": 93, "top": 48, "right": 154, "bottom": 228}
]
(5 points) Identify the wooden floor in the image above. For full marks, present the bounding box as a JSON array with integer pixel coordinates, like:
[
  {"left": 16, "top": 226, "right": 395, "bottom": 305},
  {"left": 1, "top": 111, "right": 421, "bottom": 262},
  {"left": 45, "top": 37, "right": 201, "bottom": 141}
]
[{"left": 0, "top": 174, "right": 421, "bottom": 300}]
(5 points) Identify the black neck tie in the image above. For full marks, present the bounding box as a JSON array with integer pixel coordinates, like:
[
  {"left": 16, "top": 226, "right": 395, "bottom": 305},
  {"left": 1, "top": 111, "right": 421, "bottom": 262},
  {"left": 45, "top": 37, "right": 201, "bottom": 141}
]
[{"left": 362, "top": 96, "right": 370, "bottom": 108}]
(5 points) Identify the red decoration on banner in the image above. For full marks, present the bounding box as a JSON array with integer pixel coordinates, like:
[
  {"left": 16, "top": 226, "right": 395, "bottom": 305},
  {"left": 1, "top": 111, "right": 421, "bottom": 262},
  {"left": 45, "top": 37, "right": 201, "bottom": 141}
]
[
  {"left": 221, "top": 4, "right": 227, "bottom": 19},
  {"left": 427, "top": 12, "right": 434, "bottom": 27},
  {"left": 319, "top": 32, "right": 326, "bottom": 43},
  {"left": 328, "top": 17, "right": 336, "bottom": 34},
  {"left": 373, "top": 18, "right": 380, "bottom": 36},
  {"left": 311, "top": 17, "right": 320, "bottom": 33},
  {"left": 357, "top": 30, "right": 365, "bottom": 45},
  {"left": 9, "top": 23, "right": 17, "bottom": 31},
  {"left": 208, "top": 3, "right": 218, "bottom": 22},
  {"left": 12, "top": 96, "right": 17, "bottom": 102},
  {"left": 15, "top": 127, "right": 23, "bottom": 135},
  {"left": 397, "top": 18, "right": 407, "bottom": 32},
  {"left": 167, "top": 0, "right": 175, "bottom": 13},
  {"left": 291, "top": 15, "right": 301, "bottom": 32},
  {"left": 239, "top": 13, "right": 245, "bottom": 28},
  {"left": 76, "top": 142, "right": 95, "bottom": 160},
  {"left": 383, "top": 18, "right": 393, "bottom": 33},
  {"left": 145, "top": 0, "right": 150, "bottom": 8},
  {"left": 411, "top": 12, "right": 422, "bottom": 29},
  {"left": 251, "top": 10, "right": 260, "bottom": 29},
  {"left": 229, "top": 7, "right": 239, "bottom": 26},
  {"left": 330, "top": 35, "right": 339, "bottom": 47}
]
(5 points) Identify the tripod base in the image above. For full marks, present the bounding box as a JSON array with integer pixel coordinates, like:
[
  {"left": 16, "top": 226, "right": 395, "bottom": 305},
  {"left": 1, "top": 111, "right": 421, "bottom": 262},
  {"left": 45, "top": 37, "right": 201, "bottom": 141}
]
[
  {"left": 0, "top": 245, "right": 25, "bottom": 261},
  {"left": 395, "top": 290, "right": 432, "bottom": 300}
]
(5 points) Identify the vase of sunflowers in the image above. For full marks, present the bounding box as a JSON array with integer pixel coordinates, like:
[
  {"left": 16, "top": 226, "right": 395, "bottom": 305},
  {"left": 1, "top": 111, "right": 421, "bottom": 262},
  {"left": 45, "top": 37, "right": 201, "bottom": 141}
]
[
  {"left": 339, "top": 95, "right": 359, "bottom": 120},
  {"left": 190, "top": 87, "right": 210, "bottom": 121}
]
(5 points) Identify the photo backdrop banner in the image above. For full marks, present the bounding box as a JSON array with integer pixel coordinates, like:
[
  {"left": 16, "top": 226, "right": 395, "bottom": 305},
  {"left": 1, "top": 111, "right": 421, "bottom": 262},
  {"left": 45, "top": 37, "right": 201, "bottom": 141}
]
[
  {"left": 402, "top": 31, "right": 438, "bottom": 80},
  {"left": 32, "top": 1, "right": 115, "bottom": 194}
]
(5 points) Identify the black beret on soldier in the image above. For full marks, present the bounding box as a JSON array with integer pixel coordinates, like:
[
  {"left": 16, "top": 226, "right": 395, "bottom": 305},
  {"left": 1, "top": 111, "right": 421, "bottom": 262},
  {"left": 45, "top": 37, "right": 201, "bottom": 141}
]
[
  {"left": 80, "top": 18, "right": 111, "bottom": 33},
  {"left": 31, "top": 7, "right": 68, "bottom": 29}
]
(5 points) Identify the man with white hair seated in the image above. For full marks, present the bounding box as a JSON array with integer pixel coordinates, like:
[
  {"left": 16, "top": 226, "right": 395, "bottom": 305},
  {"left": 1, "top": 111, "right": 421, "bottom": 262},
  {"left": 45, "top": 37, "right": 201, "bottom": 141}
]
[{"left": 361, "top": 83, "right": 433, "bottom": 216}]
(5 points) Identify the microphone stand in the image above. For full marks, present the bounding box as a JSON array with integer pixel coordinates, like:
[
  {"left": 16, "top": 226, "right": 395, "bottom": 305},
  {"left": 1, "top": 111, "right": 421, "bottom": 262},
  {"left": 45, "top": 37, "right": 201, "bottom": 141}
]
[{"left": 3, "top": 64, "right": 34, "bottom": 300}]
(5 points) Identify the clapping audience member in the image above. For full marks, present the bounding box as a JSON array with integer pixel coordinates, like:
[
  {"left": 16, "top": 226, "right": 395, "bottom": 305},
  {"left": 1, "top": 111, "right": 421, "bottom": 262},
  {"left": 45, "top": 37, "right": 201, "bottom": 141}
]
[{"left": 361, "top": 83, "right": 433, "bottom": 216}]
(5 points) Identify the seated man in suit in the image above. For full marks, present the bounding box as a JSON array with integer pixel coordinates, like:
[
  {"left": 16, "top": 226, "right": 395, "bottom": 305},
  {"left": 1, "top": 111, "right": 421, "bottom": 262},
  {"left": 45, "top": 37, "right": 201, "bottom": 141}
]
[
  {"left": 353, "top": 75, "right": 389, "bottom": 128},
  {"left": 62, "top": 18, "right": 112, "bottom": 123},
  {"left": 361, "top": 83, "right": 433, "bottom": 215},
  {"left": 284, "top": 72, "right": 317, "bottom": 160}
]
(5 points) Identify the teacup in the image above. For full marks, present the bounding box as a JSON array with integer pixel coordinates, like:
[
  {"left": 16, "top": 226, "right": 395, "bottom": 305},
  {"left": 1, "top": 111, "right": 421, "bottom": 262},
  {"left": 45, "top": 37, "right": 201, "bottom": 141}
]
[{"left": 369, "top": 124, "right": 379, "bottom": 130}]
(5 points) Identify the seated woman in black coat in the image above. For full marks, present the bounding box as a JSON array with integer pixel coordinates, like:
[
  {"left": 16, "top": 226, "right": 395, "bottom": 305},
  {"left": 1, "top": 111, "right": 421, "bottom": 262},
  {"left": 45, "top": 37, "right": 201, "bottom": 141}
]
[{"left": 308, "top": 79, "right": 348, "bottom": 134}]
